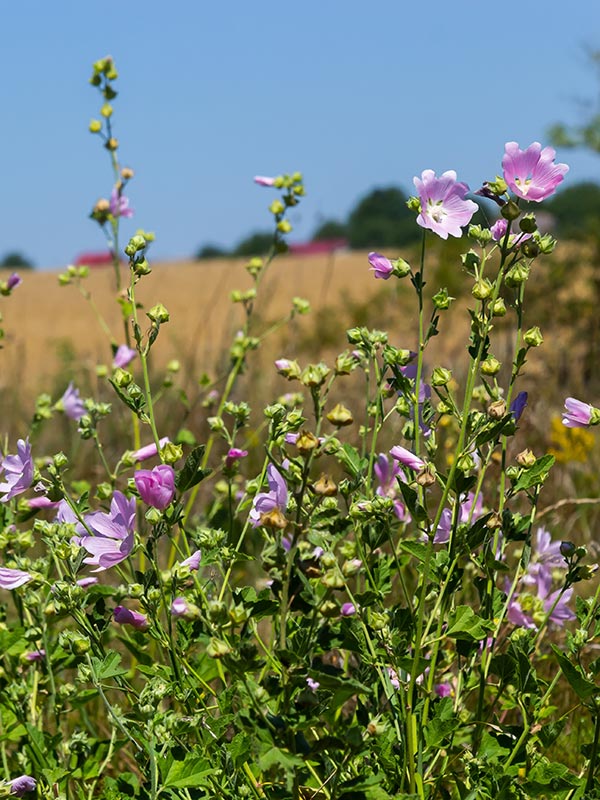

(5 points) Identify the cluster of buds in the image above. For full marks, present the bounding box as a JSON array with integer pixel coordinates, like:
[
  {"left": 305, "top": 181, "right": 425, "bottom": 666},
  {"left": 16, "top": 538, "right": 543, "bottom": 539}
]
[{"left": 255, "top": 171, "right": 305, "bottom": 251}]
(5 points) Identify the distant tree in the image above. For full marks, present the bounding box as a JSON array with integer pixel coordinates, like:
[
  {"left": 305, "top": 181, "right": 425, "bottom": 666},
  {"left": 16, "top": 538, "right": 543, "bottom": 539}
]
[
  {"left": 233, "top": 231, "right": 274, "bottom": 257},
  {"left": 545, "top": 182, "right": 600, "bottom": 238},
  {"left": 346, "top": 186, "right": 421, "bottom": 249},
  {"left": 549, "top": 49, "right": 600, "bottom": 156},
  {"left": 196, "top": 244, "right": 228, "bottom": 260},
  {"left": 312, "top": 219, "right": 348, "bottom": 241},
  {"left": 1, "top": 252, "right": 34, "bottom": 269}
]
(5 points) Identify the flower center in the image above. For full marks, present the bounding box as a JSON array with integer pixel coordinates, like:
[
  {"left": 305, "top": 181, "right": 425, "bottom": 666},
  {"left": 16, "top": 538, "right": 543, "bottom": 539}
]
[
  {"left": 515, "top": 176, "right": 532, "bottom": 195},
  {"left": 427, "top": 201, "right": 446, "bottom": 224}
]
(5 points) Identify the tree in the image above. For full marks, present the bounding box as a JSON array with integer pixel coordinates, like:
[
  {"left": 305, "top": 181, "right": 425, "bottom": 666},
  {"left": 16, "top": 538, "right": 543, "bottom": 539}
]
[
  {"left": 196, "top": 244, "right": 228, "bottom": 260},
  {"left": 549, "top": 49, "right": 600, "bottom": 155},
  {"left": 312, "top": 219, "right": 347, "bottom": 241},
  {"left": 346, "top": 186, "right": 421, "bottom": 249},
  {"left": 1, "top": 252, "right": 34, "bottom": 269},
  {"left": 233, "top": 231, "right": 274, "bottom": 257}
]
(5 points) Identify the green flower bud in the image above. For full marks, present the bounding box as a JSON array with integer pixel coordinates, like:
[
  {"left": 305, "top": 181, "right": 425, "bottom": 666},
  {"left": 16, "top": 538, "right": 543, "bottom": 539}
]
[
  {"left": 269, "top": 200, "right": 284, "bottom": 215},
  {"left": 519, "top": 214, "right": 537, "bottom": 233},
  {"left": 124, "top": 235, "right": 147, "bottom": 257},
  {"left": 89, "top": 119, "right": 102, "bottom": 133},
  {"left": 521, "top": 240, "right": 540, "bottom": 258},
  {"left": 516, "top": 448, "right": 536, "bottom": 468},
  {"left": 292, "top": 297, "right": 310, "bottom": 315},
  {"left": 487, "top": 399, "right": 507, "bottom": 419},
  {"left": 491, "top": 298, "right": 507, "bottom": 317},
  {"left": 162, "top": 442, "right": 183, "bottom": 464},
  {"left": 485, "top": 176, "right": 508, "bottom": 195},
  {"left": 112, "top": 367, "right": 133, "bottom": 387},
  {"left": 133, "top": 258, "right": 151, "bottom": 276},
  {"left": 147, "top": 303, "right": 170, "bottom": 324},
  {"left": 472, "top": 277, "right": 493, "bottom": 300},
  {"left": 277, "top": 219, "right": 292, "bottom": 234},
  {"left": 319, "top": 601, "right": 339, "bottom": 618},
  {"left": 523, "top": 326, "right": 543, "bottom": 347},
  {"left": 431, "top": 367, "right": 452, "bottom": 387},
  {"left": 100, "top": 103, "right": 113, "bottom": 118},
  {"left": 300, "top": 363, "right": 330, "bottom": 388},
  {"left": 501, "top": 200, "right": 520, "bottom": 221},
  {"left": 504, "top": 263, "right": 530, "bottom": 287},
  {"left": 535, "top": 233, "right": 556, "bottom": 254},
  {"left": 432, "top": 288, "right": 454, "bottom": 309},
  {"left": 468, "top": 224, "right": 493, "bottom": 245},
  {"left": 145, "top": 507, "right": 162, "bottom": 524},
  {"left": 481, "top": 356, "right": 501, "bottom": 376},
  {"left": 206, "top": 639, "right": 232, "bottom": 659},
  {"left": 326, "top": 403, "right": 353, "bottom": 427},
  {"left": 392, "top": 257, "right": 411, "bottom": 278}
]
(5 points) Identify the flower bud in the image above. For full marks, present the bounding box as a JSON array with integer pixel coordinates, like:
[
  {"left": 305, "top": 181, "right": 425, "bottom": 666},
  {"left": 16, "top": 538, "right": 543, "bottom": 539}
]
[
  {"left": 313, "top": 474, "right": 337, "bottom": 496},
  {"left": 133, "top": 258, "right": 151, "bottom": 276},
  {"left": 277, "top": 219, "right": 292, "bottom": 234},
  {"left": 269, "top": 200, "right": 284, "bottom": 215},
  {"left": 480, "top": 356, "right": 501, "bottom": 376},
  {"left": 319, "top": 601, "right": 339, "bottom": 618},
  {"left": 485, "top": 176, "right": 508, "bottom": 195},
  {"left": 326, "top": 403, "right": 353, "bottom": 427},
  {"left": 106, "top": 137, "right": 119, "bottom": 151},
  {"left": 487, "top": 399, "right": 506, "bottom": 419},
  {"left": 121, "top": 167, "right": 134, "bottom": 180},
  {"left": 519, "top": 214, "right": 537, "bottom": 233},
  {"left": 472, "top": 277, "right": 493, "bottom": 300},
  {"left": 260, "top": 508, "right": 287, "bottom": 529},
  {"left": 521, "top": 240, "right": 540, "bottom": 258},
  {"left": 206, "top": 639, "right": 232, "bottom": 658},
  {"left": 124, "top": 234, "right": 147, "bottom": 256},
  {"left": 560, "top": 541, "right": 576, "bottom": 558},
  {"left": 486, "top": 511, "right": 502, "bottom": 530},
  {"left": 101, "top": 103, "right": 113, "bottom": 118},
  {"left": 516, "top": 448, "right": 536, "bottom": 468},
  {"left": 147, "top": 303, "right": 170, "bottom": 324},
  {"left": 432, "top": 288, "right": 453, "bottom": 309},
  {"left": 416, "top": 464, "right": 436, "bottom": 487},
  {"left": 392, "top": 257, "right": 411, "bottom": 278},
  {"left": 89, "top": 119, "right": 102, "bottom": 133},
  {"left": 300, "top": 363, "right": 330, "bottom": 388},
  {"left": 431, "top": 367, "right": 452, "bottom": 387},
  {"left": 501, "top": 200, "right": 520, "bottom": 221},
  {"left": 523, "top": 326, "right": 543, "bottom": 347},
  {"left": 296, "top": 430, "right": 319, "bottom": 455},
  {"left": 504, "top": 263, "right": 530, "bottom": 287},
  {"left": 491, "top": 298, "right": 507, "bottom": 317}
]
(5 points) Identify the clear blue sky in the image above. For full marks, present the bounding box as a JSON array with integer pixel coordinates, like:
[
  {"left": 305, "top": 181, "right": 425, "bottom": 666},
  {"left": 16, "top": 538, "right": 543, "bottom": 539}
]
[{"left": 2, "top": 1, "right": 600, "bottom": 268}]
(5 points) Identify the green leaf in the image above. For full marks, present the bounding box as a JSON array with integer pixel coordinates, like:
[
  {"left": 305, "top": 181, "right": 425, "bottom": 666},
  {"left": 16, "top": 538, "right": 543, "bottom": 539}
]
[
  {"left": 424, "top": 697, "right": 459, "bottom": 747},
  {"left": 513, "top": 454, "right": 555, "bottom": 492},
  {"left": 162, "top": 754, "right": 216, "bottom": 789},
  {"left": 446, "top": 605, "right": 493, "bottom": 641},
  {"left": 258, "top": 746, "right": 304, "bottom": 772},
  {"left": 90, "top": 651, "right": 128, "bottom": 681},
  {"left": 337, "top": 443, "right": 366, "bottom": 478},
  {"left": 552, "top": 645, "right": 598, "bottom": 700},
  {"left": 175, "top": 445, "right": 211, "bottom": 492}
]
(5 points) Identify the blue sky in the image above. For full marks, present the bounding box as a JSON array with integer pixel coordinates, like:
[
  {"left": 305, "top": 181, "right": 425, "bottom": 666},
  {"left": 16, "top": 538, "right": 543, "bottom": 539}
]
[{"left": 2, "top": 1, "right": 600, "bottom": 268}]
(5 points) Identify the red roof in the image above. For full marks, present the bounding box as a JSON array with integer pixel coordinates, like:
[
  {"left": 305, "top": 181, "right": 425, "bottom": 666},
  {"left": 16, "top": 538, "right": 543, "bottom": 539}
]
[
  {"left": 74, "top": 251, "right": 118, "bottom": 267},
  {"left": 288, "top": 238, "right": 348, "bottom": 256}
]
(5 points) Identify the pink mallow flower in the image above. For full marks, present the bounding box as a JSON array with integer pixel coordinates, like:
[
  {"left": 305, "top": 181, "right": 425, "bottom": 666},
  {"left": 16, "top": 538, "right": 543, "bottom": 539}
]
[
  {"left": 61, "top": 382, "right": 86, "bottom": 421},
  {"left": 374, "top": 454, "right": 409, "bottom": 521},
  {"left": 24, "top": 649, "right": 45, "bottom": 662},
  {"left": 8, "top": 776, "right": 37, "bottom": 796},
  {"left": 225, "top": 448, "right": 248, "bottom": 470},
  {"left": 0, "top": 567, "right": 32, "bottom": 590},
  {"left": 562, "top": 397, "right": 594, "bottom": 428},
  {"left": 490, "top": 218, "right": 532, "bottom": 246},
  {"left": 389, "top": 445, "right": 425, "bottom": 472},
  {"left": 249, "top": 464, "right": 288, "bottom": 527},
  {"left": 502, "top": 142, "right": 568, "bottom": 202},
  {"left": 134, "top": 464, "right": 175, "bottom": 510},
  {"left": 79, "top": 491, "right": 135, "bottom": 571},
  {"left": 254, "top": 175, "right": 276, "bottom": 186},
  {"left": 171, "top": 597, "right": 192, "bottom": 618},
  {"left": 434, "top": 492, "right": 483, "bottom": 545},
  {"left": 130, "top": 437, "right": 169, "bottom": 462},
  {"left": 180, "top": 550, "right": 202, "bottom": 570},
  {"left": 0, "top": 439, "right": 34, "bottom": 503},
  {"left": 113, "top": 344, "right": 137, "bottom": 368},
  {"left": 109, "top": 187, "right": 134, "bottom": 218},
  {"left": 414, "top": 170, "right": 478, "bottom": 239},
  {"left": 6, "top": 273, "right": 22, "bottom": 291},
  {"left": 340, "top": 602, "right": 356, "bottom": 617},
  {"left": 368, "top": 252, "right": 394, "bottom": 280},
  {"left": 113, "top": 606, "right": 148, "bottom": 630}
]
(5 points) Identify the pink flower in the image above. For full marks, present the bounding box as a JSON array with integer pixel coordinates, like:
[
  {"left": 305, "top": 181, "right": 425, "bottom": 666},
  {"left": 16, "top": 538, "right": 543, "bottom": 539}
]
[
  {"left": 368, "top": 252, "right": 393, "bottom": 280},
  {"left": 61, "top": 382, "right": 86, "bottom": 421},
  {"left": 0, "top": 567, "right": 32, "bottom": 590},
  {"left": 502, "top": 142, "right": 568, "bottom": 202},
  {"left": 389, "top": 445, "right": 425, "bottom": 472},
  {"left": 0, "top": 439, "right": 34, "bottom": 502},
  {"left": 180, "top": 550, "right": 202, "bottom": 570},
  {"left": 109, "top": 187, "right": 134, "bottom": 218},
  {"left": 562, "top": 397, "right": 593, "bottom": 428},
  {"left": 6, "top": 273, "right": 21, "bottom": 291},
  {"left": 79, "top": 491, "right": 135, "bottom": 571},
  {"left": 249, "top": 464, "right": 288, "bottom": 527},
  {"left": 113, "top": 345, "right": 137, "bottom": 368},
  {"left": 130, "top": 437, "right": 169, "bottom": 462},
  {"left": 8, "top": 776, "right": 36, "bottom": 796},
  {"left": 254, "top": 175, "right": 276, "bottom": 186},
  {"left": 28, "top": 496, "right": 60, "bottom": 510},
  {"left": 306, "top": 677, "right": 320, "bottom": 692},
  {"left": 171, "top": 597, "right": 192, "bottom": 618},
  {"left": 113, "top": 606, "right": 148, "bottom": 630},
  {"left": 24, "top": 649, "right": 45, "bottom": 662},
  {"left": 225, "top": 448, "right": 248, "bottom": 469},
  {"left": 340, "top": 602, "right": 356, "bottom": 617},
  {"left": 414, "top": 170, "right": 478, "bottom": 239},
  {"left": 134, "top": 464, "right": 175, "bottom": 510},
  {"left": 76, "top": 576, "right": 99, "bottom": 589}
]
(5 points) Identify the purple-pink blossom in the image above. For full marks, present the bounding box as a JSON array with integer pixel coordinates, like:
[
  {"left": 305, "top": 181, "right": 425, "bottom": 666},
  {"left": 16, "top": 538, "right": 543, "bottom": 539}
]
[
  {"left": 434, "top": 492, "right": 483, "bottom": 544},
  {"left": 562, "top": 397, "right": 593, "bottom": 428},
  {"left": 254, "top": 175, "right": 275, "bottom": 186},
  {"left": 249, "top": 464, "right": 288, "bottom": 527},
  {"left": 389, "top": 445, "right": 425, "bottom": 472},
  {"left": 113, "top": 344, "right": 137, "bottom": 368},
  {"left": 134, "top": 464, "right": 175, "bottom": 510},
  {"left": 109, "top": 187, "right": 134, "bottom": 218},
  {"left": 24, "top": 649, "right": 45, "bottom": 662},
  {"left": 225, "top": 448, "right": 248, "bottom": 469},
  {"left": 130, "top": 437, "right": 169, "bottom": 462},
  {"left": 374, "top": 454, "right": 409, "bottom": 521},
  {"left": 0, "top": 567, "right": 32, "bottom": 590},
  {"left": 28, "top": 495, "right": 60, "bottom": 510},
  {"left": 490, "top": 218, "right": 532, "bottom": 246},
  {"left": 76, "top": 576, "right": 99, "bottom": 589},
  {"left": 180, "top": 549, "right": 202, "bottom": 570},
  {"left": 510, "top": 391, "right": 528, "bottom": 422},
  {"left": 414, "top": 170, "right": 478, "bottom": 239},
  {"left": 79, "top": 491, "right": 135, "bottom": 571},
  {"left": 113, "top": 606, "right": 148, "bottom": 630},
  {"left": 61, "top": 382, "right": 86, "bottom": 421},
  {"left": 6, "top": 273, "right": 21, "bottom": 291},
  {"left": 502, "top": 142, "right": 568, "bottom": 202},
  {"left": 8, "top": 776, "right": 36, "bottom": 796},
  {"left": 0, "top": 439, "right": 34, "bottom": 503},
  {"left": 368, "top": 252, "right": 394, "bottom": 280},
  {"left": 340, "top": 602, "right": 356, "bottom": 617}
]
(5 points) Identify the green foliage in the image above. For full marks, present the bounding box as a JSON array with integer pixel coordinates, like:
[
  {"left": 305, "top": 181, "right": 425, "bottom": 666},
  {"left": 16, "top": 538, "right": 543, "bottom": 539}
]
[
  {"left": 0, "top": 251, "right": 34, "bottom": 269},
  {"left": 346, "top": 186, "right": 421, "bottom": 248}
]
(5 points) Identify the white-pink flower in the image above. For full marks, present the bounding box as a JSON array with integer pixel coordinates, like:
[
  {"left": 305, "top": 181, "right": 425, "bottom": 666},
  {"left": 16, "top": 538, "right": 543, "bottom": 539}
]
[
  {"left": 502, "top": 142, "right": 568, "bottom": 202},
  {"left": 414, "top": 170, "right": 478, "bottom": 239}
]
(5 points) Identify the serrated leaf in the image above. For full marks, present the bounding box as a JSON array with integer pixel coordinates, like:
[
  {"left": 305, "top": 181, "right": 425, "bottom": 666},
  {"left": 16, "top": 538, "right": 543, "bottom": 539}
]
[
  {"left": 552, "top": 645, "right": 598, "bottom": 700},
  {"left": 90, "top": 651, "right": 128, "bottom": 681},
  {"left": 513, "top": 454, "right": 555, "bottom": 492},
  {"left": 175, "top": 445, "right": 211, "bottom": 492},
  {"left": 446, "top": 605, "right": 493, "bottom": 640}
]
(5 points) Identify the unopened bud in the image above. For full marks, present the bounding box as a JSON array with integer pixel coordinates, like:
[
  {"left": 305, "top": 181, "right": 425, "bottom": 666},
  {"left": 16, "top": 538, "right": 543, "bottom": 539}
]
[
  {"left": 431, "top": 367, "right": 452, "bottom": 387},
  {"left": 501, "top": 200, "right": 520, "bottom": 221},
  {"left": 472, "top": 277, "right": 493, "bottom": 300},
  {"left": 560, "top": 541, "right": 576, "bottom": 558},
  {"left": 519, "top": 214, "right": 537, "bottom": 233},
  {"left": 491, "top": 298, "right": 507, "bottom": 317},
  {"left": 326, "top": 403, "right": 353, "bottom": 427},
  {"left": 296, "top": 430, "right": 319, "bottom": 455},
  {"left": 89, "top": 119, "right": 102, "bottom": 133},
  {"left": 121, "top": 167, "right": 134, "bottom": 180},
  {"left": 259, "top": 508, "right": 287, "bottom": 529},
  {"left": 516, "top": 448, "right": 536, "bottom": 468},
  {"left": 487, "top": 399, "right": 506, "bottom": 419},
  {"left": 523, "top": 326, "right": 543, "bottom": 347},
  {"left": 207, "top": 639, "right": 232, "bottom": 658},
  {"left": 504, "top": 263, "right": 530, "bottom": 287},
  {"left": 416, "top": 464, "right": 436, "bottom": 487},
  {"left": 106, "top": 137, "right": 119, "bottom": 151},
  {"left": 481, "top": 356, "right": 501, "bottom": 376},
  {"left": 313, "top": 474, "right": 337, "bottom": 496},
  {"left": 486, "top": 511, "right": 502, "bottom": 530},
  {"left": 521, "top": 240, "right": 540, "bottom": 258},
  {"left": 94, "top": 198, "right": 110, "bottom": 214},
  {"left": 147, "top": 303, "right": 170, "bottom": 324}
]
